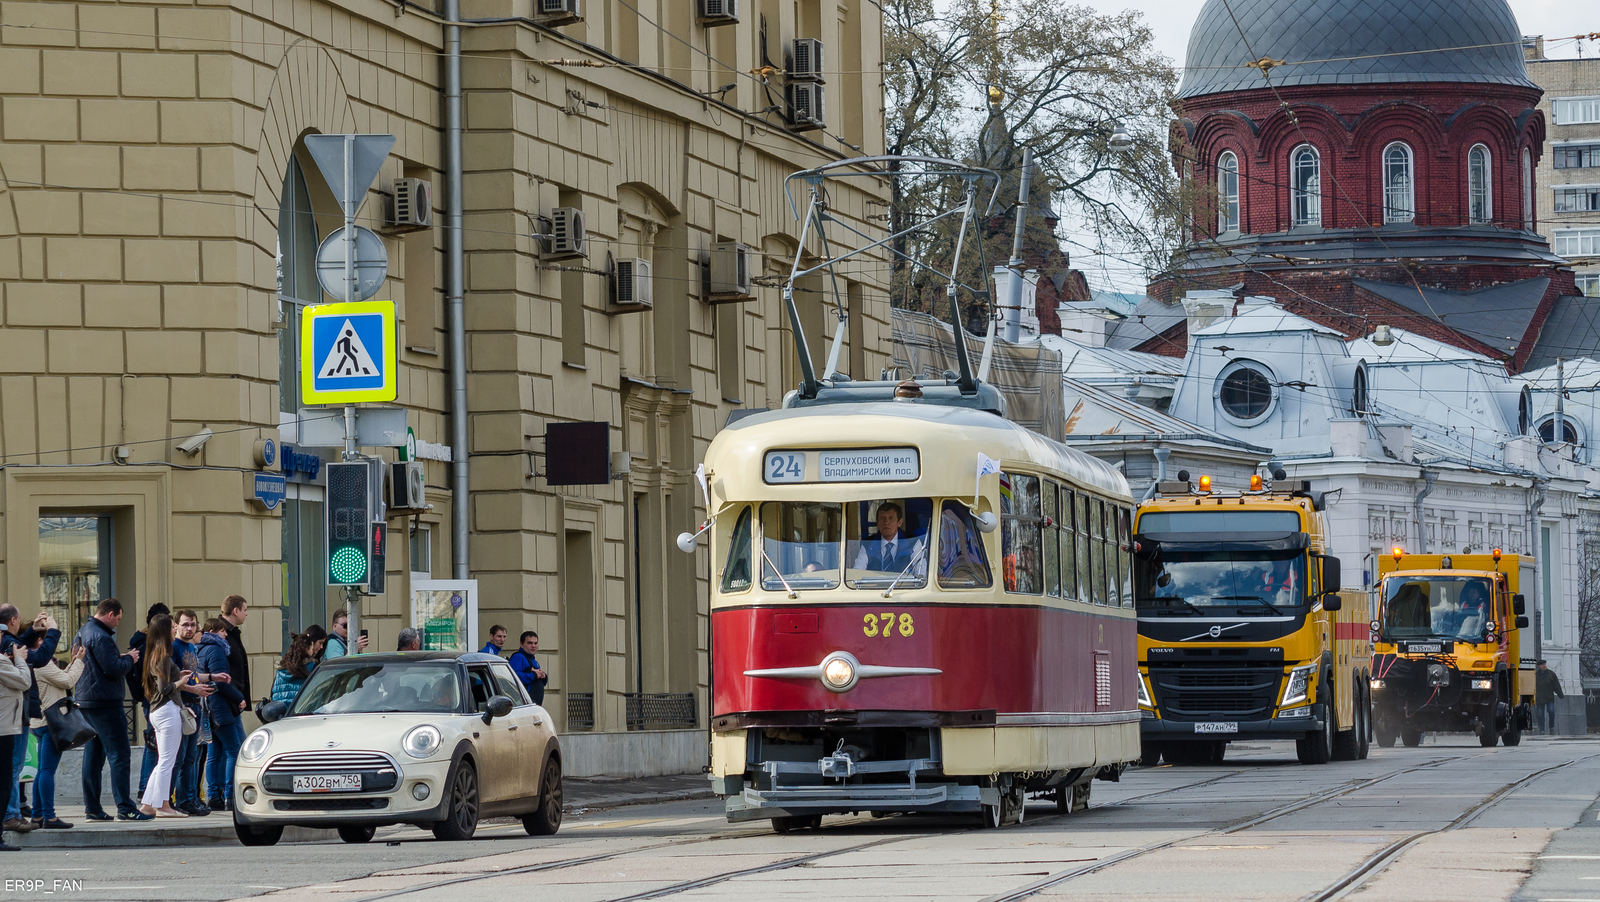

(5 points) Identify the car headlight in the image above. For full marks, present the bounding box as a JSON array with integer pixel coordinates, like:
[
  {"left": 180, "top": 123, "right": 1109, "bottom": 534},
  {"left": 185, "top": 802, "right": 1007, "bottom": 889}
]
[
  {"left": 402, "top": 724, "right": 443, "bottom": 759},
  {"left": 1137, "top": 674, "right": 1153, "bottom": 707},
  {"left": 821, "top": 652, "right": 858, "bottom": 692},
  {"left": 1281, "top": 664, "right": 1316, "bottom": 706},
  {"left": 240, "top": 729, "right": 272, "bottom": 763}
]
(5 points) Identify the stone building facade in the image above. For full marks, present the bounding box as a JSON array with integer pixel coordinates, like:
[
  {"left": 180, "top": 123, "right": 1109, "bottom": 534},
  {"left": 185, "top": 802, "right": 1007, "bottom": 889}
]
[
  {"left": 2, "top": 0, "right": 890, "bottom": 767},
  {"left": 1525, "top": 45, "right": 1600, "bottom": 298}
]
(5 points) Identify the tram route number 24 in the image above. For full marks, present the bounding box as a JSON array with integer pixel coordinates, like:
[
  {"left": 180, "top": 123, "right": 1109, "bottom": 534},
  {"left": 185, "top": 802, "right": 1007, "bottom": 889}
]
[{"left": 863, "top": 612, "right": 915, "bottom": 637}]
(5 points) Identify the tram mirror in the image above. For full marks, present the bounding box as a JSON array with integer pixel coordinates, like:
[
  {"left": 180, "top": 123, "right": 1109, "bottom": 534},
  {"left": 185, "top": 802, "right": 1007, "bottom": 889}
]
[
  {"left": 973, "top": 511, "right": 998, "bottom": 534},
  {"left": 676, "top": 532, "right": 697, "bottom": 553},
  {"left": 1512, "top": 593, "right": 1526, "bottom": 615}
]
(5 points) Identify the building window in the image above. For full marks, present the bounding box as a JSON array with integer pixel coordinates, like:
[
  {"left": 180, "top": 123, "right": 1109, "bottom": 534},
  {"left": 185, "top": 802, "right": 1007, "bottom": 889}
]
[
  {"left": 39, "top": 515, "right": 112, "bottom": 646},
  {"left": 1217, "top": 360, "right": 1276, "bottom": 423},
  {"left": 1554, "top": 96, "right": 1600, "bottom": 125},
  {"left": 1217, "top": 151, "right": 1240, "bottom": 234},
  {"left": 410, "top": 524, "right": 432, "bottom": 578},
  {"left": 1523, "top": 148, "right": 1534, "bottom": 230},
  {"left": 278, "top": 158, "right": 320, "bottom": 414},
  {"left": 1536, "top": 415, "right": 1581, "bottom": 446},
  {"left": 1554, "top": 142, "right": 1600, "bottom": 169},
  {"left": 1554, "top": 228, "right": 1600, "bottom": 258},
  {"left": 1290, "top": 145, "right": 1321, "bottom": 227},
  {"left": 1578, "top": 273, "right": 1600, "bottom": 297},
  {"left": 1554, "top": 186, "right": 1600, "bottom": 212},
  {"left": 1468, "top": 145, "right": 1492, "bottom": 225},
  {"left": 1383, "top": 143, "right": 1414, "bottom": 223}
]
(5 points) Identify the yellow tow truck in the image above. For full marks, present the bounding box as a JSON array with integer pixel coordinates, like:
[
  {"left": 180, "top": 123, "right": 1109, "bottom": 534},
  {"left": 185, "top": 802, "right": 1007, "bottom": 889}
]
[
  {"left": 1371, "top": 549, "right": 1535, "bottom": 747},
  {"left": 1133, "top": 471, "right": 1371, "bottom": 765}
]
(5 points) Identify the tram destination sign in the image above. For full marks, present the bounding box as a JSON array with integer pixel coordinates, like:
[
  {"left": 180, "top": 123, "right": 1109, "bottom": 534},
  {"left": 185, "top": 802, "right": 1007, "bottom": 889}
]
[{"left": 763, "top": 447, "right": 920, "bottom": 484}]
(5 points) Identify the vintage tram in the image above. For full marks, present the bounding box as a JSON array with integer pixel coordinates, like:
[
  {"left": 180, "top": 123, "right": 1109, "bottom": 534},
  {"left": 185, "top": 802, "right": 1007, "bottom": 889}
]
[{"left": 695, "top": 385, "right": 1140, "bottom": 829}]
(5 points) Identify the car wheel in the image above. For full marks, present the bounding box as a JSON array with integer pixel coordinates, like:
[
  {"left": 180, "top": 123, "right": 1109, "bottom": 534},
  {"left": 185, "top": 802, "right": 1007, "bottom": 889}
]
[
  {"left": 522, "top": 756, "right": 564, "bottom": 836},
  {"left": 431, "top": 761, "right": 480, "bottom": 842},
  {"left": 338, "top": 825, "right": 377, "bottom": 844},
  {"left": 234, "top": 813, "right": 282, "bottom": 847}
]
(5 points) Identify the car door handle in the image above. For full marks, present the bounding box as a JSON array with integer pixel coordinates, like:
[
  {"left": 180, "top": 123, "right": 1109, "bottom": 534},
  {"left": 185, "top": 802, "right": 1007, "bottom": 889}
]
[{"left": 507, "top": 725, "right": 518, "bottom": 731}]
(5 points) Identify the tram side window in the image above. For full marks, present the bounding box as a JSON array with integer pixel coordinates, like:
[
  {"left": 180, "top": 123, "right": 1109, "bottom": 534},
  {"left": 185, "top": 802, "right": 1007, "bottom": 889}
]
[
  {"left": 1074, "top": 491, "right": 1091, "bottom": 602},
  {"left": 1042, "top": 481, "right": 1061, "bottom": 597},
  {"left": 1060, "top": 488, "right": 1078, "bottom": 601},
  {"left": 759, "top": 501, "right": 843, "bottom": 590},
  {"left": 937, "top": 500, "right": 993, "bottom": 589},
  {"left": 1000, "top": 472, "right": 1043, "bottom": 594},
  {"left": 1088, "top": 497, "right": 1106, "bottom": 605},
  {"left": 1119, "top": 507, "right": 1134, "bottom": 608},
  {"left": 721, "top": 506, "right": 753, "bottom": 593},
  {"left": 847, "top": 498, "right": 931, "bottom": 590}
]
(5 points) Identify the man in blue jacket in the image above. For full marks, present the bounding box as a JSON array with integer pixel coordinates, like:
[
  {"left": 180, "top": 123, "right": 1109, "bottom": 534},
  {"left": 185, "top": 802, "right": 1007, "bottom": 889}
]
[
  {"left": 507, "top": 631, "right": 548, "bottom": 705},
  {"left": 196, "top": 618, "right": 247, "bottom": 810},
  {"left": 479, "top": 625, "right": 508, "bottom": 657},
  {"left": 73, "top": 599, "right": 141, "bottom": 820}
]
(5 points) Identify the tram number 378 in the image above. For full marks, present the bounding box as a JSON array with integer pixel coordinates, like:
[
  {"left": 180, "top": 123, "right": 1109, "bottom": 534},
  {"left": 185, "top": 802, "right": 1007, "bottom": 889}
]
[{"left": 863, "top": 612, "right": 915, "bottom": 637}]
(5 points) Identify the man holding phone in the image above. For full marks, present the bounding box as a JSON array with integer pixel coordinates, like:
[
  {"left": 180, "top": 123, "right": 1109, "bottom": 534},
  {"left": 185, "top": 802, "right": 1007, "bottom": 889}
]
[
  {"left": 73, "top": 599, "right": 141, "bottom": 821},
  {"left": 323, "top": 609, "right": 370, "bottom": 660}
]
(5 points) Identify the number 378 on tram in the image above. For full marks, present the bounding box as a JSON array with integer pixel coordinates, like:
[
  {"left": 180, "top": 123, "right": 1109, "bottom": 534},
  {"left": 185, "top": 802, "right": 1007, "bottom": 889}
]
[{"left": 693, "top": 393, "right": 1141, "bottom": 829}]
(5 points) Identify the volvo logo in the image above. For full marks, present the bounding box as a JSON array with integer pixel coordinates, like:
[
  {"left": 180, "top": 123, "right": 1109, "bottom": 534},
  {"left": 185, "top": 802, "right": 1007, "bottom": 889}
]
[
  {"left": 1183, "top": 622, "right": 1249, "bottom": 642},
  {"left": 1208, "top": 625, "right": 1223, "bottom": 639}
]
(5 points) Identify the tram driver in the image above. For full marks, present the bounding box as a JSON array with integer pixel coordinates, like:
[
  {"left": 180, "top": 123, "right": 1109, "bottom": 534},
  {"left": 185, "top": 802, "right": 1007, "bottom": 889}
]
[{"left": 853, "top": 501, "right": 926, "bottom": 575}]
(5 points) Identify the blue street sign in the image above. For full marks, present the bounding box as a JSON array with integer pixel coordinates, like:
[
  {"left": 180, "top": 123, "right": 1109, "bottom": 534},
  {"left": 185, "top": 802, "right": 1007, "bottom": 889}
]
[
  {"left": 253, "top": 473, "right": 287, "bottom": 510},
  {"left": 301, "top": 300, "right": 397, "bottom": 404}
]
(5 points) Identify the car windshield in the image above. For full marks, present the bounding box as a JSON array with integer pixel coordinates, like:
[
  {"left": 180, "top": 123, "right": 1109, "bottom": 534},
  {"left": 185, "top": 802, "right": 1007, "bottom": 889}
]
[
  {"left": 1135, "top": 549, "right": 1307, "bottom": 613},
  {"left": 1383, "top": 576, "right": 1494, "bottom": 641},
  {"left": 288, "top": 662, "right": 463, "bottom": 715}
]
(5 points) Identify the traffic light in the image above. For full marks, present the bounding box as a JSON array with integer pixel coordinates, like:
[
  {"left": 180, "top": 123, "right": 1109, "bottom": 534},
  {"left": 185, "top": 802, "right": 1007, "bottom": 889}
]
[{"left": 326, "top": 461, "right": 372, "bottom": 586}]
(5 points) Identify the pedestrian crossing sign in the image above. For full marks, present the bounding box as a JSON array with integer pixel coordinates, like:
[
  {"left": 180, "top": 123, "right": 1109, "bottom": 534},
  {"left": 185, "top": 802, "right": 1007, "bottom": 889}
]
[{"left": 301, "top": 300, "right": 397, "bottom": 404}]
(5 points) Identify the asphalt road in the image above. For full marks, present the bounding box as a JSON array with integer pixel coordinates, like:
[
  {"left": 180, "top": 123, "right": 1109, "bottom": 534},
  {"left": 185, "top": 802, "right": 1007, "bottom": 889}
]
[{"left": 6, "top": 736, "right": 1599, "bottom": 902}]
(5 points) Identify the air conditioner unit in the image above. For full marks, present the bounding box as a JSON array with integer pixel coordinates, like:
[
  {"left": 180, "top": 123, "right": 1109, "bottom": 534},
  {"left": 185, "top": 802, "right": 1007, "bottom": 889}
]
[
  {"left": 547, "top": 206, "right": 587, "bottom": 258},
  {"left": 389, "top": 461, "right": 427, "bottom": 509},
  {"left": 386, "top": 178, "right": 433, "bottom": 232},
  {"left": 709, "top": 241, "right": 754, "bottom": 301},
  {"left": 533, "top": 0, "right": 581, "bottom": 25},
  {"left": 611, "top": 257, "right": 653, "bottom": 313},
  {"left": 698, "top": 0, "right": 737, "bottom": 25},
  {"left": 790, "top": 38, "right": 824, "bottom": 81},
  {"left": 787, "top": 82, "right": 825, "bottom": 131}
]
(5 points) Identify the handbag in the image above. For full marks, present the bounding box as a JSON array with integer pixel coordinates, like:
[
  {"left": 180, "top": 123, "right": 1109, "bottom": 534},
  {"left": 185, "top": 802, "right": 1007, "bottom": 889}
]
[
  {"left": 181, "top": 704, "right": 198, "bottom": 736},
  {"left": 43, "top": 698, "right": 98, "bottom": 752}
]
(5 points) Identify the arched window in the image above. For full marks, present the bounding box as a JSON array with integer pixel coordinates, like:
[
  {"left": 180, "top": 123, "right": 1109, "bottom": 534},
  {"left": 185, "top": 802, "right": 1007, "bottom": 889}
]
[
  {"left": 1290, "top": 145, "right": 1321, "bottom": 227},
  {"left": 1468, "top": 145, "right": 1492, "bottom": 225},
  {"left": 1382, "top": 143, "right": 1414, "bottom": 223},
  {"left": 1217, "top": 360, "right": 1276, "bottom": 423},
  {"left": 1217, "top": 151, "right": 1240, "bottom": 235},
  {"left": 1522, "top": 148, "right": 1535, "bottom": 230}
]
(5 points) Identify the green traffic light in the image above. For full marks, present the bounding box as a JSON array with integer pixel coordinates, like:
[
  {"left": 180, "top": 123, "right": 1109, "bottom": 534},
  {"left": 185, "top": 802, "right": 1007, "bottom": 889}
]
[{"left": 331, "top": 545, "right": 369, "bottom": 583}]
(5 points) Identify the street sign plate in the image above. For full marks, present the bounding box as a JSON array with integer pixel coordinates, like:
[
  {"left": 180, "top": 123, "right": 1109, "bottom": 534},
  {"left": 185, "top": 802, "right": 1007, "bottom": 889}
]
[
  {"left": 301, "top": 300, "right": 397, "bottom": 404},
  {"left": 315, "top": 225, "right": 389, "bottom": 302},
  {"left": 302, "top": 134, "right": 395, "bottom": 218}
]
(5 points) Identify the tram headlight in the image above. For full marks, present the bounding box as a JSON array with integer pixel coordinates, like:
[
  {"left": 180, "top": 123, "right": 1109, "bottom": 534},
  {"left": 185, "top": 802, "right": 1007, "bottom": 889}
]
[
  {"left": 821, "top": 652, "right": 859, "bottom": 692},
  {"left": 1281, "top": 664, "right": 1315, "bottom": 706},
  {"left": 1137, "top": 674, "right": 1152, "bottom": 707}
]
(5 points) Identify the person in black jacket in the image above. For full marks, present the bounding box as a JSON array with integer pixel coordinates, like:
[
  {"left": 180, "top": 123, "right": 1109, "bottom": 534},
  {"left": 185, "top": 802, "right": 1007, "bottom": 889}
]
[
  {"left": 73, "top": 599, "right": 141, "bottom": 820},
  {"left": 130, "top": 603, "right": 169, "bottom": 797},
  {"left": 219, "top": 596, "right": 250, "bottom": 706}
]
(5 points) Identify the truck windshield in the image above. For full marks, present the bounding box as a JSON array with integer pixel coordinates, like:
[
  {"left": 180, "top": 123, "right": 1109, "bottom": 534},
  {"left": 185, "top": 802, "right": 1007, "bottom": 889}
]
[
  {"left": 1383, "top": 576, "right": 1493, "bottom": 641},
  {"left": 1135, "top": 549, "right": 1307, "bottom": 613}
]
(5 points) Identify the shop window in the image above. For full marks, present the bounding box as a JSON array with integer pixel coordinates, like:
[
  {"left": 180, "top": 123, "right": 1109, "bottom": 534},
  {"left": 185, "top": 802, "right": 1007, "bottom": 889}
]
[
  {"left": 281, "top": 494, "right": 326, "bottom": 634},
  {"left": 39, "top": 515, "right": 112, "bottom": 644}
]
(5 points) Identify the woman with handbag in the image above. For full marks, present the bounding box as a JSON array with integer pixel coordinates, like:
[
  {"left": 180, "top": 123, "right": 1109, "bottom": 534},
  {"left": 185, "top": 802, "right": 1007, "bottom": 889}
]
[
  {"left": 135, "top": 615, "right": 201, "bottom": 819},
  {"left": 27, "top": 635, "right": 85, "bottom": 829}
]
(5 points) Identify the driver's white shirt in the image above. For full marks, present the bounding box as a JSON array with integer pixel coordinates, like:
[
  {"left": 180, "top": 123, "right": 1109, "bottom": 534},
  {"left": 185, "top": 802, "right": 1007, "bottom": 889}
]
[{"left": 852, "top": 533, "right": 927, "bottom": 574}]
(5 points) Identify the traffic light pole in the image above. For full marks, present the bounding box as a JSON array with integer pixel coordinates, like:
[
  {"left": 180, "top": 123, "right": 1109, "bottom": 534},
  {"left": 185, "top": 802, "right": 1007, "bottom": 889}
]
[
  {"left": 343, "top": 403, "right": 360, "bottom": 649},
  {"left": 341, "top": 134, "right": 363, "bottom": 650}
]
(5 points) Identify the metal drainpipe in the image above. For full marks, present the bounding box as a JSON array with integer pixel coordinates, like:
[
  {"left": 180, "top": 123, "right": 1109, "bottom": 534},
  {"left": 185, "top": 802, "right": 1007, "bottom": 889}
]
[
  {"left": 1412, "top": 470, "right": 1438, "bottom": 553},
  {"left": 1142, "top": 447, "right": 1171, "bottom": 502},
  {"left": 444, "top": 0, "right": 469, "bottom": 579},
  {"left": 1529, "top": 478, "right": 1549, "bottom": 663}
]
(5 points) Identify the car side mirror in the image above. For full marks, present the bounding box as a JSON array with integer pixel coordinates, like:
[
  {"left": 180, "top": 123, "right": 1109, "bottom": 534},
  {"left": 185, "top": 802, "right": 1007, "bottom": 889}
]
[
  {"left": 256, "top": 700, "right": 288, "bottom": 724},
  {"left": 1321, "top": 592, "right": 1342, "bottom": 612},
  {"left": 483, "top": 695, "right": 514, "bottom": 724},
  {"left": 1516, "top": 615, "right": 1529, "bottom": 629},
  {"left": 1513, "top": 594, "right": 1526, "bottom": 616},
  {"left": 1320, "top": 554, "right": 1341, "bottom": 595}
]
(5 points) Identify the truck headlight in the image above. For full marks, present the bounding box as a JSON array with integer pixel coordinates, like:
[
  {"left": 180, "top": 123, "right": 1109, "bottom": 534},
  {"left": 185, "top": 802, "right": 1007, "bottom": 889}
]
[
  {"left": 402, "top": 725, "right": 443, "bottom": 759},
  {"left": 1370, "top": 679, "right": 1386, "bottom": 690},
  {"left": 1281, "top": 664, "right": 1316, "bottom": 706},
  {"left": 1471, "top": 679, "right": 1493, "bottom": 690},
  {"left": 1137, "top": 674, "right": 1153, "bottom": 708},
  {"left": 240, "top": 729, "right": 272, "bottom": 762}
]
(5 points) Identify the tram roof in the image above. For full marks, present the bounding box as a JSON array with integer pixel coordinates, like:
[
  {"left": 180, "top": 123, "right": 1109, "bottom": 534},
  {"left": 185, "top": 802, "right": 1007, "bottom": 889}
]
[{"left": 709, "top": 402, "right": 1131, "bottom": 501}]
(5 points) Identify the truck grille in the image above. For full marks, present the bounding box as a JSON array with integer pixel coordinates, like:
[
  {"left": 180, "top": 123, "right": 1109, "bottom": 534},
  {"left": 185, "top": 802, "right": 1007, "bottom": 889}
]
[{"left": 1150, "top": 665, "right": 1280, "bottom": 720}]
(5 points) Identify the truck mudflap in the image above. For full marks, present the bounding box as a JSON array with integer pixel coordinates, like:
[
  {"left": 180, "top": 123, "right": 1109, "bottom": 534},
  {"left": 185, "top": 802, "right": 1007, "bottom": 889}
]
[{"left": 1141, "top": 703, "right": 1325, "bottom": 741}]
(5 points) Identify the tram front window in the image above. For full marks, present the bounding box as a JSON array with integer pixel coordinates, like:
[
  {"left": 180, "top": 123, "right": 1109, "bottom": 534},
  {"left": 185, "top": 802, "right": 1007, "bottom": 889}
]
[
  {"left": 1383, "top": 576, "right": 1494, "bottom": 642},
  {"left": 846, "top": 499, "right": 930, "bottom": 589},
  {"left": 1135, "top": 549, "right": 1308, "bottom": 613},
  {"left": 760, "top": 501, "right": 843, "bottom": 590}
]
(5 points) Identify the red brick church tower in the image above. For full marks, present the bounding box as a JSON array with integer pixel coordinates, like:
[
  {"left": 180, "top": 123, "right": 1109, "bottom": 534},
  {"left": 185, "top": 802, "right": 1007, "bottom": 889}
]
[{"left": 1145, "top": 0, "right": 1584, "bottom": 372}]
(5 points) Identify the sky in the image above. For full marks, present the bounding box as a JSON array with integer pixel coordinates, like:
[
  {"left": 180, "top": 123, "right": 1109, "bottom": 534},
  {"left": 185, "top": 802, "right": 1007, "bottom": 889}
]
[{"left": 1061, "top": 1, "right": 1598, "bottom": 295}]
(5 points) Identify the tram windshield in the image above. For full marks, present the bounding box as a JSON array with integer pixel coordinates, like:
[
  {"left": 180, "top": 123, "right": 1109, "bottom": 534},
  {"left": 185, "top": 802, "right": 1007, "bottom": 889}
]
[
  {"left": 1134, "top": 549, "right": 1308, "bottom": 613},
  {"left": 1382, "top": 576, "right": 1494, "bottom": 642},
  {"left": 757, "top": 499, "right": 934, "bottom": 591}
]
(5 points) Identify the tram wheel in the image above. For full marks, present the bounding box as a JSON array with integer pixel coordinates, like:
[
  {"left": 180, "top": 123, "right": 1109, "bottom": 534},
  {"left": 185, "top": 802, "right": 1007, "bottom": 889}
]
[
  {"left": 772, "top": 816, "right": 797, "bottom": 834},
  {"left": 1400, "top": 729, "right": 1423, "bottom": 748}
]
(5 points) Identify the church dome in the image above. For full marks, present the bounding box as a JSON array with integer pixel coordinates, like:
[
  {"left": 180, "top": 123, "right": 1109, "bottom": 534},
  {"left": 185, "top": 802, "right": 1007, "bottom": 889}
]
[{"left": 1177, "top": 0, "right": 1537, "bottom": 99}]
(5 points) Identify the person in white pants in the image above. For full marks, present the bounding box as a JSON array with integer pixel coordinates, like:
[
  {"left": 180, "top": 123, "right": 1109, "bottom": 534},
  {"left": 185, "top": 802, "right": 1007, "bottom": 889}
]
[{"left": 137, "top": 615, "right": 211, "bottom": 818}]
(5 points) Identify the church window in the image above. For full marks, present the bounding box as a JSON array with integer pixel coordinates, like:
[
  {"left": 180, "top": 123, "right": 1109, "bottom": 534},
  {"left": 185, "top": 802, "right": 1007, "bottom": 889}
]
[
  {"left": 1382, "top": 143, "right": 1414, "bottom": 223},
  {"left": 1290, "top": 145, "right": 1321, "bottom": 227},
  {"left": 1522, "top": 148, "right": 1535, "bottom": 230},
  {"left": 1469, "top": 145, "right": 1492, "bottom": 225},
  {"left": 1218, "top": 151, "right": 1240, "bottom": 235}
]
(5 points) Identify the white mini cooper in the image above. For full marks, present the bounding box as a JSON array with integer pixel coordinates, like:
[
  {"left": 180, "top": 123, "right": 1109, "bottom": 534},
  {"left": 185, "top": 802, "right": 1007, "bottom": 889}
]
[{"left": 232, "top": 651, "right": 562, "bottom": 845}]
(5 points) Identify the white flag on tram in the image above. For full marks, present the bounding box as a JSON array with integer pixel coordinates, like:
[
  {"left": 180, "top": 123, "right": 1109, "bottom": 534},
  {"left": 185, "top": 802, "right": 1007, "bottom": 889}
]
[{"left": 974, "top": 453, "right": 1002, "bottom": 503}]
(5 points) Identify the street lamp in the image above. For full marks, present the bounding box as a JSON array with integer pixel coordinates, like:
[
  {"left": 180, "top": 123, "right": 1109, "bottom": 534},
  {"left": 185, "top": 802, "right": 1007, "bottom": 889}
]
[
  {"left": 1371, "top": 324, "right": 1395, "bottom": 346},
  {"left": 1108, "top": 121, "right": 1134, "bottom": 153}
]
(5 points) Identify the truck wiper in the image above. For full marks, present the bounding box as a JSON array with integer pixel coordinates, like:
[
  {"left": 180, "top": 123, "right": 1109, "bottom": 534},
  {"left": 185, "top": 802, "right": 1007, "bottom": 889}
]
[
  {"left": 1214, "top": 595, "right": 1283, "bottom": 616},
  {"left": 1139, "top": 596, "right": 1207, "bottom": 616}
]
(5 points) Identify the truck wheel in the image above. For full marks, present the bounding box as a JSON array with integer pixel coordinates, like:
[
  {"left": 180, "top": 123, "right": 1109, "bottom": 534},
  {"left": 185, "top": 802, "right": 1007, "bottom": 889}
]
[
  {"left": 1296, "top": 685, "right": 1334, "bottom": 764},
  {"left": 1376, "top": 729, "right": 1396, "bottom": 748},
  {"left": 1211, "top": 741, "right": 1227, "bottom": 764},
  {"left": 1356, "top": 683, "right": 1371, "bottom": 759},
  {"left": 1477, "top": 720, "right": 1499, "bottom": 746},
  {"left": 1501, "top": 704, "right": 1523, "bottom": 746},
  {"left": 1400, "top": 729, "right": 1423, "bottom": 747}
]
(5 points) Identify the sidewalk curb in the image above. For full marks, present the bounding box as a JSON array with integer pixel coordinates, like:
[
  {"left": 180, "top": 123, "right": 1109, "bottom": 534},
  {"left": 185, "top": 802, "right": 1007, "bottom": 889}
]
[{"left": 564, "top": 787, "right": 716, "bottom": 813}]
